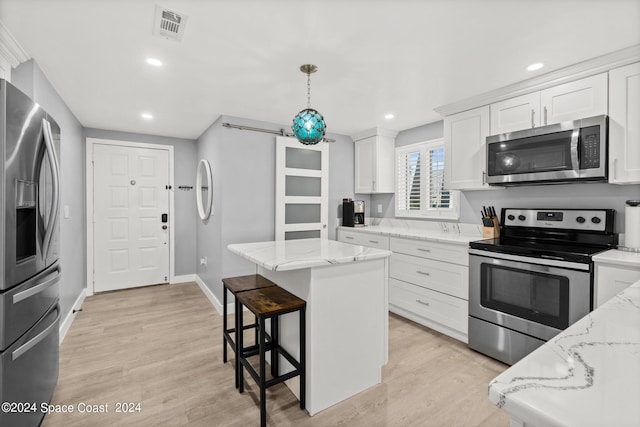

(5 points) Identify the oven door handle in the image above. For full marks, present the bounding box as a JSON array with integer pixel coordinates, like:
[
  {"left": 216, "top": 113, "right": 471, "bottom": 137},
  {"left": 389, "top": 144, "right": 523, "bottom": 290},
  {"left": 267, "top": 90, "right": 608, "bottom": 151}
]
[{"left": 468, "top": 248, "right": 590, "bottom": 271}]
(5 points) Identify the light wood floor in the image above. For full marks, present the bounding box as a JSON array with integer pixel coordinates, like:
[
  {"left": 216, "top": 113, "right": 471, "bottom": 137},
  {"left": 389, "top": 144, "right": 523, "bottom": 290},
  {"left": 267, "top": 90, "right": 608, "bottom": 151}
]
[{"left": 43, "top": 282, "right": 509, "bottom": 427}]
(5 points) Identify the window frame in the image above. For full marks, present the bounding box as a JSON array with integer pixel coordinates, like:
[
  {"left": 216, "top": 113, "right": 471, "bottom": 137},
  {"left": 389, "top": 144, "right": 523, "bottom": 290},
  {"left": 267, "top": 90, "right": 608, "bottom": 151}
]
[{"left": 394, "top": 138, "right": 460, "bottom": 220}]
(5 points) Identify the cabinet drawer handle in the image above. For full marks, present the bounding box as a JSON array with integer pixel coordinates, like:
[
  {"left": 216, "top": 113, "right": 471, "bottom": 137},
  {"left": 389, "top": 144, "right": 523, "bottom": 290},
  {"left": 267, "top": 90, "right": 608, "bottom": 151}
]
[
  {"left": 368, "top": 240, "right": 379, "bottom": 244},
  {"left": 544, "top": 106, "right": 548, "bottom": 125},
  {"left": 417, "top": 248, "right": 431, "bottom": 253},
  {"left": 416, "top": 299, "right": 430, "bottom": 306},
  {"left": 531, "top": 109, "right": 535, "bottom": 128},
  {"left": 345, "top": 236, "right": 354, "bottom": 240},
  {"left": 416, "top": 270, "right": 430, "bottom": 276}
]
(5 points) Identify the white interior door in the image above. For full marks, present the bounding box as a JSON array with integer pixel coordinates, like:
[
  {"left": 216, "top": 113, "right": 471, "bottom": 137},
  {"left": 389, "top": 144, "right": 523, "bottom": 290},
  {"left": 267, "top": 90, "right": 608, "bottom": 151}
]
[
  {"left": 275, "top": 137, "right": 328, "bottom": 240},
  {"left": 93, "top": 143, "right": 170, "bottom": 292}
]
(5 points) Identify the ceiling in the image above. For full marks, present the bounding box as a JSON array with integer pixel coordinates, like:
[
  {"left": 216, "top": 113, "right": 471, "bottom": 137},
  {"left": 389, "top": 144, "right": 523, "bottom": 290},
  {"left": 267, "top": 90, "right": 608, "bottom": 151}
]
[{"left": 1, "top": 0, "right": 639, "bottom": 140}]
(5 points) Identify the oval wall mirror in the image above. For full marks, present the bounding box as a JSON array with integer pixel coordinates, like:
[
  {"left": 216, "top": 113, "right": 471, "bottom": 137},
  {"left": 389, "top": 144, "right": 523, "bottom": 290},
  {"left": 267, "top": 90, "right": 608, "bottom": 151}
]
[{"left": 196, "top": 159, "right": 213, "bottom": 220}]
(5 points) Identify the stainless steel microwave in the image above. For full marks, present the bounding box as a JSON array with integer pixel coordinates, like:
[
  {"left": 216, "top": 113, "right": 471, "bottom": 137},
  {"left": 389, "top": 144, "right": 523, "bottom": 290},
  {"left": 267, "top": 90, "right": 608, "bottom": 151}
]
[{"left": 486, "top": 115, "right": 607, "bottom": 185}]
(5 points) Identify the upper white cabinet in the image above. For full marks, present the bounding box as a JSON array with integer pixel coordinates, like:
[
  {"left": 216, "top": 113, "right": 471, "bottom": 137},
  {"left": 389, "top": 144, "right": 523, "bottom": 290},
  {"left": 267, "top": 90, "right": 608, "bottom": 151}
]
[
  {"left": 353, "top": 128, "right": 397, "bottom": 194},
  {"left": 541, "top": 73, "right": 608, "bottom": 125},
  {"left": 609, "top": 62, "right": 640, "bottom": 184},
  {"left": 490, "top": 73, "right": 608, "bottom": 135},
  {"left": 444, "top": 106, "right": 493, "bottom": 190},
  {"left": 490, "top": 92, "right": 541, "bottom": 134}
]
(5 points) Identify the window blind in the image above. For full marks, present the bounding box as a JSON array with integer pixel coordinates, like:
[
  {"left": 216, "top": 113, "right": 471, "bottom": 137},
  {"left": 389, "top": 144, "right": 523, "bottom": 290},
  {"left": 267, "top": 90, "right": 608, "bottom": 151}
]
[
  {"left": 397, "top": 149, "right": 421, "bottom": 211},
  {"left": 428, "top": 146, "right": 450, "bottom": 209},
  {"left": 395, "top": 139, "right": 459, "bottom": 219}
]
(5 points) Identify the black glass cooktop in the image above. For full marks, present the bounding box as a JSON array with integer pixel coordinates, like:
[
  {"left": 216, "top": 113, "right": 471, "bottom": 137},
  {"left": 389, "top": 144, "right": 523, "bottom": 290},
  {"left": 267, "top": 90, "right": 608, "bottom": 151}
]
[{"left": 469, "top": 237, "right": 612, "bottom": 264}]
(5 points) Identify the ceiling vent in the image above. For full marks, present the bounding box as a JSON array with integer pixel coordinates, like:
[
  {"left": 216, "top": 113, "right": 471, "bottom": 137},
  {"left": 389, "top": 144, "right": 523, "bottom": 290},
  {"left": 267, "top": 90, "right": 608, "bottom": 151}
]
[{"left": 153, "top": 5, "right": 188, "bottom": 41}]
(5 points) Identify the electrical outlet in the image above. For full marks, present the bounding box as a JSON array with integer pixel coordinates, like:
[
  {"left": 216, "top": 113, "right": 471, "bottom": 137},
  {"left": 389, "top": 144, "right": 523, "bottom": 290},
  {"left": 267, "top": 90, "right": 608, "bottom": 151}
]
[{"left": 200, "top": 257, "right": 207, "bottom": 266}]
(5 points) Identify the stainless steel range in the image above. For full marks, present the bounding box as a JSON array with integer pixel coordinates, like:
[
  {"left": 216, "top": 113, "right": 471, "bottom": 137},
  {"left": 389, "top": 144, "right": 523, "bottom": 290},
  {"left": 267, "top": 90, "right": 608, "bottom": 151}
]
[{"left": 468, "top": 208, "right": 617, "bottom": 365}]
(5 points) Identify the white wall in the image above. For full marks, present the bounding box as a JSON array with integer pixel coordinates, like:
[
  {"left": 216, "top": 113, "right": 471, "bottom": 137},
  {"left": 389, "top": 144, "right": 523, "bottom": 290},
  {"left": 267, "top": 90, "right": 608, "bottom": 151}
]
[{"left": 195, "top": 115, "right": 355, "bottom": 302}]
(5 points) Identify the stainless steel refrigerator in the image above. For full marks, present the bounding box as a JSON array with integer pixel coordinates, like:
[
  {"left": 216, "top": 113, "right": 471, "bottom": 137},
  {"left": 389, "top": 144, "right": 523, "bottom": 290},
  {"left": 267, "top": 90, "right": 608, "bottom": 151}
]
[{"left": 0, "top": 79, "right": 61, "bottom": 427}]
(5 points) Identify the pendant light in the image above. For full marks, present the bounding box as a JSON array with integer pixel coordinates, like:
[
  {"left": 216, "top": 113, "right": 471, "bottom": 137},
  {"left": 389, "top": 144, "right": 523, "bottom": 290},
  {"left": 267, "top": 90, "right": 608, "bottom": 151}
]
[{"left": 292, "top": 64, "right": 326, "bottom": 145}]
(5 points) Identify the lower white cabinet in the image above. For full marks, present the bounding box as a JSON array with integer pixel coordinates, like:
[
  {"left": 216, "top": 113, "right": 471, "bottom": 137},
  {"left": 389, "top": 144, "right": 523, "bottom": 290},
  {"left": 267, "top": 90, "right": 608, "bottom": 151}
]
[
  {"left": 594, "top": 263, "right": 640, "bottom": 307},
  {"left": 389, "top": 237, "right": 469, "bottom": 343},
  {"left": 337, "top": 229, "right": 471, "bottom": 343},
  {"left": 337, "top": 229, "right": 390, "bottom": 250},
  {"left": 389, "top": 278, "right": 468, "bottom": 340}
]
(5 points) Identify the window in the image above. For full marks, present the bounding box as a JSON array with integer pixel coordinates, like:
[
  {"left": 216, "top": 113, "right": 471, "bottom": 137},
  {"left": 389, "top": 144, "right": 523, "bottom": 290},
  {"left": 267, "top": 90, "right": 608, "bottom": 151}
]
[{"left": 395, "top": 138, "right": 460, "bottom": 219}]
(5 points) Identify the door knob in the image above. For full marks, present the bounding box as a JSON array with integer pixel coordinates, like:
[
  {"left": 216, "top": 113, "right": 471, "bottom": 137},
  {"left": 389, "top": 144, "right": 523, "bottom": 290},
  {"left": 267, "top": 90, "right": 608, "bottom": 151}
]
[{"left": 162, "top": 225, "right": 168, "bottom": 230}]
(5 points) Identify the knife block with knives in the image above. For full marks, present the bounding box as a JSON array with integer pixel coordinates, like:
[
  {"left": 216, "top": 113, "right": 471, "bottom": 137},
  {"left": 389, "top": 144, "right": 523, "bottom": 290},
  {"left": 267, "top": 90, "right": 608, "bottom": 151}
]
[{"left": 481, "top": 206, "right": 500, "bottom": 239}]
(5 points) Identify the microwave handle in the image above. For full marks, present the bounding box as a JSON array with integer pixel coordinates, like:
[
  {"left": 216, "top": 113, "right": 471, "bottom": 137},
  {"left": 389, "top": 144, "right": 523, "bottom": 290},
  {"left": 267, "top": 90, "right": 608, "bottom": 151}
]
[{"left": 570, "top": 129, "right": 580, "bottom": 171}]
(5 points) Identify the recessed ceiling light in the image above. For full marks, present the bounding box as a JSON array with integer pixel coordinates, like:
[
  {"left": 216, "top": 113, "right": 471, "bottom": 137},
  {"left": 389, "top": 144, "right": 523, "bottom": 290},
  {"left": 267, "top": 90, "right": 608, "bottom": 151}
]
[
  {"left": 526, "top": 62, "right": 544, "bottom": 71},
  {"left": 384, "top": 113, "right": 395, "bottom": 120},
  {"left": 146, "top": 58, "right": 163, "bottom": 67},
  {"left": 141, "top": 113, "right": 153, "bottom": 120}
]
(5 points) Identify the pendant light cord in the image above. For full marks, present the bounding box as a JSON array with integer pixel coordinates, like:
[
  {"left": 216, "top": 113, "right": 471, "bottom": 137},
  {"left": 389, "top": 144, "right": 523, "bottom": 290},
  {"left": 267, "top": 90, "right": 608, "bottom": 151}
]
[{"left": 307, "top": 71, "right": 311, "bottom": 108}]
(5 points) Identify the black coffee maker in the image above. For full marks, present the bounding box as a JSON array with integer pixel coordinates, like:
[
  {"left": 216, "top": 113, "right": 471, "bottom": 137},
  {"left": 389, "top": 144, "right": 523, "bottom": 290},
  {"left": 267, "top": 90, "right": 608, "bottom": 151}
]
[{"left": 342, "top": 199, "right": 365, "bottom": 227}]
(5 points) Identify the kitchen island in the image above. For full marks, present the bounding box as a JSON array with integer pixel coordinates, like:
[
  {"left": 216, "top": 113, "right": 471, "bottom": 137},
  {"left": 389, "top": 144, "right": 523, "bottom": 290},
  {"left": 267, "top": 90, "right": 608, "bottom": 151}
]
[
  {"left": 227, "top": 238, "right": 392, "bottom": 416},
  {"left": 488, "top": 279, "right": 640, "bottom": 427}
]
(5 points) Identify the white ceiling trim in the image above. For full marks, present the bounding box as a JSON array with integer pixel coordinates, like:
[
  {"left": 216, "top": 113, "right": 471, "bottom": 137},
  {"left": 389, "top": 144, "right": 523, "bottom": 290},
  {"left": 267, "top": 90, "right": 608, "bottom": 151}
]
[{"left": 0, "top": 20, "right": 29, "bottom": 67}]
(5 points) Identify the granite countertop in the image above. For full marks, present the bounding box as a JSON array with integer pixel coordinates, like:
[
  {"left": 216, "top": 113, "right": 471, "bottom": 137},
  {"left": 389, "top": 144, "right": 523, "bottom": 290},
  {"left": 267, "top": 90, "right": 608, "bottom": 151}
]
[
  {"left": 592, "top": 248, "right": 640, "bottom": 268},
  {"left": 337, "top": 220, "right": 483, "bottom": 246},
  {"left": 227, "top": 238, "right": 392, "bottom": 271},
  {"left": 488, "top": 280, "right": 640, "bottom": 427}
]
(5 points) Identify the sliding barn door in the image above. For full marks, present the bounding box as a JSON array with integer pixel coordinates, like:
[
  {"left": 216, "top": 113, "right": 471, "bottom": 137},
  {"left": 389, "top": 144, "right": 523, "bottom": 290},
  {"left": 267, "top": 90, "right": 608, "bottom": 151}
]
[{"left": 275, "top": 137, "right": 328, "bottom": 240}]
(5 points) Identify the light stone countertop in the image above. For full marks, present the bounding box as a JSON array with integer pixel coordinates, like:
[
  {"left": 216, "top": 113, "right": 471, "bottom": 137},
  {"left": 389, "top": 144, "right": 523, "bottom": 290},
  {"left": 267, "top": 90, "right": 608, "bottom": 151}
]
[
  {"left": 488, "top": 280, "right": 640, "bottom": 427},
  {"left": 592, "top": 248, "right": 640, "bottom": 268},
  {"left": 338, "top": 218, "right": 483, "bottom": 246},
  {"left": 227, "top": 238, "right": 392, "bottom": 272}
]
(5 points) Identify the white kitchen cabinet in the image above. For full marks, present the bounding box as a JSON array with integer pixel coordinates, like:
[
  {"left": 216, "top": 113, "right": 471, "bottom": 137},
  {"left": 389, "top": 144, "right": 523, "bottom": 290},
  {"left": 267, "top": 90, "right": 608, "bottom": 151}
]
[
  {"left": 388, "top": 236, "right": 469, "bottom": 343},
  {"left": 490, "top": 92, "right": 541, "bottom": 134},
  {"left": 337, "top": 228, "right": 390, "bottom": 250},
  {"left": 489, "top": 73, "right": 608, "bottom": 135},
  {"left": 444, "top": 106, "right": 494, "bottom": 190},
  {"left": 609, "top": 62, "right": 640, "bottom": 184},
  {"left": 594, "top": 263, "right": 640, "bottom": 307},
  {"left": 352, "top": 128, "right": 397, "bottom": 194},
  {"left": 540, "top": 73, "right": 608, "bottom": 125},
  {"left": 389, "top": 278, "right": 468, "bottom": 339}
]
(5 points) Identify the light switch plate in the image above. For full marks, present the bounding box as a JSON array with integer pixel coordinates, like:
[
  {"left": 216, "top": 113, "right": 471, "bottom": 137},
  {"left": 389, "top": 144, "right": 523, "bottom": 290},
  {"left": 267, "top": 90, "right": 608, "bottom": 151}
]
[
  {"left": 377, "top": 204, "right": 382, "bottom": 213},
  {"left": 64, "top": 205, "right": 70, "bottom": 219}
]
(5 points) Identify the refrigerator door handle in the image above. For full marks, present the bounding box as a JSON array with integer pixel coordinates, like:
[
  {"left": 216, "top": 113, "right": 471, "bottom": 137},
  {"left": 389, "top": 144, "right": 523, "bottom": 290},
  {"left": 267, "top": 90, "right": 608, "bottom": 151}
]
[
  {"left": 41, "top": 118, "right": 61, "bottom": 260},
  {"left": 12, "top": 305, "right": 61, "bottom": 361},
  {"left": 13, "top": 267, "right": 61, "bottom": 304}
]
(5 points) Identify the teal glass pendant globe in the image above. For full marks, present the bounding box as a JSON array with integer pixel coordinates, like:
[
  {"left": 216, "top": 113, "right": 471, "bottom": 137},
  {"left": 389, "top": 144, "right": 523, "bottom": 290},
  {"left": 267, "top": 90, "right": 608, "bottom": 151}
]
[{"left": 292, "top": 108, "right": 326, "bottom": 145}]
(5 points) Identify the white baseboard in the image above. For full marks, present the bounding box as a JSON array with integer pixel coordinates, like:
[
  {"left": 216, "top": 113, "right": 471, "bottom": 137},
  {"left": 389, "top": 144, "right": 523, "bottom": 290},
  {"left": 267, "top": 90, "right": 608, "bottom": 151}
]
[
  {"left": 59, "top": 288, "right": 87, "bottom": 344},
  {"left": 171, "top": 274, "right": 197, "bottom": 284},
  {"left": 194, "top": 274, "right": 230, "bottom": 316}
]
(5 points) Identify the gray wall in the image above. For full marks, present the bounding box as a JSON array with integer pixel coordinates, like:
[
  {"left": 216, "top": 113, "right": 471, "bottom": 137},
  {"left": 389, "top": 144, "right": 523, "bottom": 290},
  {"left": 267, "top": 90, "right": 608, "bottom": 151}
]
[
  {"left": 371, "top": 120, "right": 640, "bottom": 233},
  {"left": 83, "top": 128, "right": 197, "bottom": 276},
  {"left": 195, "top": 115, "right": 354, "bottom": 302},
  {"left": 12, "top": 60, "right": 86, "bottom": 321}
]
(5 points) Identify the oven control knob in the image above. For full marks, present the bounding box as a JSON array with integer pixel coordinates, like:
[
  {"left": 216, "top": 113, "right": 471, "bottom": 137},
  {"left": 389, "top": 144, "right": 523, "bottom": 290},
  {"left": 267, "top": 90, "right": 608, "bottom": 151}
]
[
  {"left": 518, "top": 215, "right": 526, "bottom": 221},
  {"left": 507, "top": 214, "right": 515, "bottom": 221},
  {"left": 591, "top": 216, "right": 602, "bottom": 224},
  {"left": 576, "top": 216, "right": 586, "bottom": 224}
]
